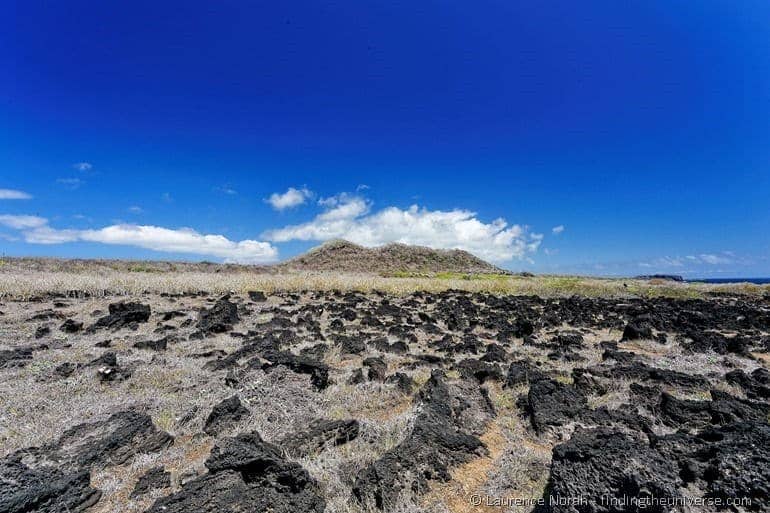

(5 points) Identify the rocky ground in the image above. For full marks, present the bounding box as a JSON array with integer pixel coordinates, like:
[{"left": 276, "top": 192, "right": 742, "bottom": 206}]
[{"left": 1, "top": 288, "right": 769, "bottom": 512}]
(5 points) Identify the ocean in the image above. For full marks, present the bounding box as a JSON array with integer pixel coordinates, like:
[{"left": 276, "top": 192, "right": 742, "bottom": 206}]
[{"left": 688, "top": 278, "right": 770, "bottom": 285}]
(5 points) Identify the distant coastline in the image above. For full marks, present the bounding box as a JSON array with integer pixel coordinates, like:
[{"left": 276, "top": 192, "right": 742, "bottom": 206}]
[{"left": 687, "top": 277, "right": 770, "bottom": 285}]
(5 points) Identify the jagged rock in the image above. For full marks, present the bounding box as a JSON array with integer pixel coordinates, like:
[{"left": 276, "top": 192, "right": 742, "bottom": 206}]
[
  {"left": 335, "top": 335, "right": 366, "bottom": 355},
  {"left": 725, "top": 369, "right": 770, "bottom": 400},
  {"left": 255, "top": 350, "right": 330, "bottom": 390},
  {"left": 353, "top": 371, "right": 491, "bottom": 510},
  {"left": 363, "top": 356, "right": 387, "bottom": 381},
  {"left": 522, "top": 378, "right": 587, "bottom": 433},
  {"left": 601, "top": 348, "right": 638, "bottom": 364},
  {"left": 504, "top": 360, "right": 548, "bottom": 387},
  {"left": 552, "top": 331, "right": 584, "bottom": 349},
  {"left": 147, "top": 432, "right": 325, "bottom": 513},
  {"left": 247, "top": 290, "right": 267, "bottom": 302},
  {"left": 0, "top": 411, "right": 171, "bottom": 513},
  {"left": 98, "top": 365, "right": 130, "bottom": 382},
  {"left": 386, "top": 372, "right": 416, "bottom": 394},
  {"left": 513, "top": 318, "right": 535, "bottom": 338},
  {"left": 621, "top": 315, "right": 654, "bottom": 341},
  {"left": 658, "top": 390, "right": 770, "bottom": 430},
  {"left": 0, "top": 458, "right": 101, "bottom": 513},
  {"left": 654, "top": 422, "right": 770, "bottom": 511},
  {"left": 34, "top": 326, "right": 51, "bottom": 339},
  {"left": 299, "top": 343, "right": 328, "bottom": 360},
  {"left": 203, "top": 396, "right": 250, "bottom": 436},
  {"left": 196, "top": 296, "right": 240, "bottom": 335},
  {"left": 91, "top": 351, "right": 131, "bottom": 382},
  {"left": 60, "top": 318, "right": 83, "bottom": 333},
  {"left": 279, "top": 419, "right": 360, "bottom": 455},
  {"left": 161, "top": 310, "right": 186, "bottom": 321},
  {"left": 480, "top": 343, "right": 508, "bottom": 362},
  {"left": 89, "top": 302, "right": 151, "bottom": 332},
  {"left": 133, "top": 337, "right": 168, "bottom": 351},
  {"left": 684, "top": 330, "right": 752, "bottom": 356},
  {"left": 0, "top": 347, "right": 33, "bottom": 369},
  {"left": 54, "top": 362, "right": 78, "bottom": 377},
  {"left": 454, "top": 358, "right": 503, "bottom": 383},
  {"left": 130, "top": 466, "right": 171, "bottom": 497},
  {"left": 372, "top": 337, "right": 408, "bottom": 354},
  {"left": 539, "top": 428, "right": 681, "bottom": 512},
  {"left": 590, "top": 361, "right": 709, "bottom": 390}
]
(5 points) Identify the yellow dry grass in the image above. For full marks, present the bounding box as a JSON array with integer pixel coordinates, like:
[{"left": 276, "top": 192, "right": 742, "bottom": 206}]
[
  {"left": 421, "top": 422, "right": 509, "bottom": 513},
  {"left": 1, "top": 266, "right": 766, "bottom": 299}
]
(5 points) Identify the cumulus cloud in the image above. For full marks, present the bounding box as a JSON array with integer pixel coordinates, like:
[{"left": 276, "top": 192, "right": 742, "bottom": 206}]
[
  {"left": 0, "top": 188, "right": 32, "bottom": 200},
  {"left": 264, "top": 195, "right": 541, "bottom": 262},
  {"left": 266, "top": 187, "right": 312, "bottom": 210},
  {"left": 0, "top": 215, "right": 278, "bottom": 263},
  {"left": 552, "top": 225, "right": 565, "bottom": 235},
  {"left": 0, "top": 215, "right": 48, "bottom": 229}
]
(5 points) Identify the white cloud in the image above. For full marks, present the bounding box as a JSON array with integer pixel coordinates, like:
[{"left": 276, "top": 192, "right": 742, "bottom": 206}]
[
  {"left": 73, "top": 162, "right": 93, "bottom": 171},
  {"left": 128, "top": 206, "right": 144, "bottom": 214},
  {"left": 552, "top": 225, "right": 565, "bottom": 235},
  {"left": 698, "top": 253, "right": 731, "bottom": 265},
  {"left": 57, "top": 178, "right": 84, "bottom": 190},
  {"left": 1, "top": 216, "right": 278, "bottom": 263},
  {"left": 24, "top": 226, "right": 81, "bottom": 244},
  {"left": 640, "top": 252, "right": 735, "bottom": 269},
  {"left": 79, "top": 225, "right": 277, "bottom": 263},
  {"left": 0, "top": 189, "right": 32, "bottom": 200},
  {"left": 0, "top": 215, "right": 48, "bottom": 229},
  {"left": 266, "top": 187, "right": 312, "bottom": 210},
  {"left": 264, "top": 195, "right": 541, "bottom": 262}
]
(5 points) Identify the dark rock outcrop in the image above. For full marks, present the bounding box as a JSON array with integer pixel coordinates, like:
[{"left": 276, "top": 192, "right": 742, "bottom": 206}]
[
  {"left": 522, "top": 378, "right": 587, "bottom": 433},
  {"left": 133, "top": 337, "right": 168, "bottom": 351},
  {"left": 91, "top": 302, "right": 151, "bottom": 331},
  {"left": 203, "top": 396, "right": 251, "bottom": 436},
  {"left": 0, "top": 411, "right": 171, "bottom": 513},
  {"left": 353, "top": 371, "right": 492, "bottom": 510},
  {"left": 0, "top": 347, "right": 34, "bottom": 369},
  {"left": 130, "top": 466, "right": 171, "bottom": 497},
  {"left": 60, "top": 318, "right": 83, "bottom": 333},
  {"left": 539, "top": 428, "right": 681, "bottom": 512},
  {"left": 196, "top": 296, "right": 240, "bottom": 336},
  {"left": 146, "top": 432, "right": 325, "bottom": 513},
  {"left": 363, "top": 356, "right": 387, "bottom": 381},
  {"left": 255, "top": 350, "right": 330, "bottom": 390}
]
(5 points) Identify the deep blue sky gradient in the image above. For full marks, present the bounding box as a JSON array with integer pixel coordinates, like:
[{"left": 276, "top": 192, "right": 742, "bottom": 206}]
[{"left": 2, "top": 1, "right": 769, "bottom": 275}]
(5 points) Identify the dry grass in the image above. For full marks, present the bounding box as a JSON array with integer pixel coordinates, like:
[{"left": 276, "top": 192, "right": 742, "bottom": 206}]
[
  {"left": 420, "top": 382, "right": 553, "bottom": 513},
  {"left": 2, "top": 265, "right": 767, "bottom": 300}
]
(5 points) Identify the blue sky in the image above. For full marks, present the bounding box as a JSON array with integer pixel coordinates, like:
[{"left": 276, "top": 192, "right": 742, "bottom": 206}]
[{"left": 2, "top": 1, "right": 769, "bottom": 276}]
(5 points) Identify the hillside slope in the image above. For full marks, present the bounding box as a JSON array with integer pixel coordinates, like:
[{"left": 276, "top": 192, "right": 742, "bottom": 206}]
[{"left": 276, "top": 240, "right": 505, "bottom": 274}]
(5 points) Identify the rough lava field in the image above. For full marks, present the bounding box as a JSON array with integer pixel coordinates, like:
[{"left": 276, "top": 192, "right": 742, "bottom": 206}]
[{"left": 2, "top": 286, "right": 770, "bottom": 512}]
